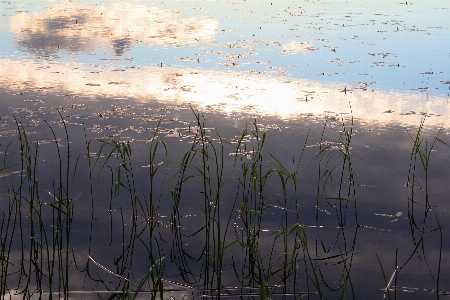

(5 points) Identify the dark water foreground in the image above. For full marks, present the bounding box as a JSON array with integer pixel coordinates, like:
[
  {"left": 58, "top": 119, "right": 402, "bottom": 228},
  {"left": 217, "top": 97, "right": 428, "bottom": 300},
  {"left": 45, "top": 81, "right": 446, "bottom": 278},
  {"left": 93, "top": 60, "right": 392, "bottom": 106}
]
[
  {"left": 1, "top": 0, "right": 450, "bottom": 299},
  {"left": 1, "top": 92, "right": 450, "bottom": 299}
]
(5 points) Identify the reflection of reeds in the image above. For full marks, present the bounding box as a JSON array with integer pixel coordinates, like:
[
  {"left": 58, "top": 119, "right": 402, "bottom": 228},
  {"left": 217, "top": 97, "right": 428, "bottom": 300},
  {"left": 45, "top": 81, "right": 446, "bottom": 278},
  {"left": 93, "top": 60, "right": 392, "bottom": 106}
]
[
  {"left": 404, "top": 119, "right": 447, "bottom": 298},
  {"left": 0, "top": 114, "right": 74, "bottom": 298},
  {"left": 0, "top": 110, "right": 447, "bottom": 298},
  {"left": 376, "top": 118, "right": 448, "bottom": 300}
]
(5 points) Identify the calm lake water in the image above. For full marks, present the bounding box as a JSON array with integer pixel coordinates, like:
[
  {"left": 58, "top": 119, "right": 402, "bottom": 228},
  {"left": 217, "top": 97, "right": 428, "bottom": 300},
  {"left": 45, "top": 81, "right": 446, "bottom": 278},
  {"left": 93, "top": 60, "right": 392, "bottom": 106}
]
[{"left": 1, "top": 0, "right": 450, "bottom": 299}]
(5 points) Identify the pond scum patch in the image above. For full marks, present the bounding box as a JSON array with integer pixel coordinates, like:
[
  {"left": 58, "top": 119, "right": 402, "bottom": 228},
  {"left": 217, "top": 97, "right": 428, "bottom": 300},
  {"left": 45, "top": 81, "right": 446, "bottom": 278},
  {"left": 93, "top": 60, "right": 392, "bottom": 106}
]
[{"left": 0, "top": 108, "right": 448, "bottom": 299}]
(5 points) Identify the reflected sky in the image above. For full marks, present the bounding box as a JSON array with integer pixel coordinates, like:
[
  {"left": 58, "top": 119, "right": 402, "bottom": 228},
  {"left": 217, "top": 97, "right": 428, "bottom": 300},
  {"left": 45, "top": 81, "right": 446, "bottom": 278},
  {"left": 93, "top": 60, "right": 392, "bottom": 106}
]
[
  {"left": 9, "top": 1, "right": 219, "bottom": 55},
  {"left": 1, "top": 58, "right": 449, "bottom": 127},
  {"left": 1, "top": 0, "right": 450, "bottom": 127},
  {"left": 0, "top": 0, "right": 448, "bottom": 105},
  {"left": 1, "top": 1, "right": 450, "bottom": 297}
]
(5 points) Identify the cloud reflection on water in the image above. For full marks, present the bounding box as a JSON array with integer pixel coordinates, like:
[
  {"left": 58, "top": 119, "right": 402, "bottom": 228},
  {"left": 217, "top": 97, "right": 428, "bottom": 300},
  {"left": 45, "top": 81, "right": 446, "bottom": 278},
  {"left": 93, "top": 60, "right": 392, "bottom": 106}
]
[
  {"left": 1, "top": 58, "right": 448, "bottom": 128},
  {"left": 2, "top": 1, "right": 450, "bottom": 298},
  {"left": 8, "top": 1, "right": 448, "bottom": 128},
  {"left": 10, "top": 1, "right": 219, "bottom": 55}
]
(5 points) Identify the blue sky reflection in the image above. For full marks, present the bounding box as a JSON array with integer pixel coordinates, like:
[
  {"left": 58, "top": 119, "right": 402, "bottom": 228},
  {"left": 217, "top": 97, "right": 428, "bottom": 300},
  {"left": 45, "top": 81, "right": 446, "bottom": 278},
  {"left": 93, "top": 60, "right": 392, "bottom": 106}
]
[{"left": 1, "top": 0, "right": 449, "bottom": 125}]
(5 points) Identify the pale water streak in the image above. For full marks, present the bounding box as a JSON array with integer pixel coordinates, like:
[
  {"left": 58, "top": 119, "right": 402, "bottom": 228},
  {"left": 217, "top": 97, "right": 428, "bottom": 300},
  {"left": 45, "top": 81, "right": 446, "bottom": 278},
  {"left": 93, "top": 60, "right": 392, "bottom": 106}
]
[{"left": 0, "top": 58, "right": 448, "bottom": 127}]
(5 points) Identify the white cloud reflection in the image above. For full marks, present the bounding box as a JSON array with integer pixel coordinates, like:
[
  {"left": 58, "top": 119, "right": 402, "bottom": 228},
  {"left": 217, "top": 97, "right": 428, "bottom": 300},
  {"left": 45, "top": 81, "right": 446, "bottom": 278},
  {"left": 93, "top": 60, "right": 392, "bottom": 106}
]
[
  {"left": 10, "top": 2, "right": 219, "bottom": 55},
  {"left": 280, "top": 41, "right": 315, "bottom": 54},
  {"left": 1, "top": 58, "right": 448, "bottom": 128}
]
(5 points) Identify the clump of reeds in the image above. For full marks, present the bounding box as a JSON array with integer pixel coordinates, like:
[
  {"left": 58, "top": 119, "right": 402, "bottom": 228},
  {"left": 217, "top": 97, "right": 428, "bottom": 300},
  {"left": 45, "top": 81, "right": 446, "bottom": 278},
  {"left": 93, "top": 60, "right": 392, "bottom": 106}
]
[{"left": 1, "top": 109, "right": 447, "bottom": 299}]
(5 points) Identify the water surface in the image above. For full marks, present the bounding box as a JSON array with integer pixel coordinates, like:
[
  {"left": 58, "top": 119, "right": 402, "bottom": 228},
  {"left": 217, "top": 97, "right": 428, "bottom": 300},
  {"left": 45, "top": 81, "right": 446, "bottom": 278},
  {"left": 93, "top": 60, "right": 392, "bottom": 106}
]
[{"left": 1, "top": 0, "right": 450, "bottom": 299}]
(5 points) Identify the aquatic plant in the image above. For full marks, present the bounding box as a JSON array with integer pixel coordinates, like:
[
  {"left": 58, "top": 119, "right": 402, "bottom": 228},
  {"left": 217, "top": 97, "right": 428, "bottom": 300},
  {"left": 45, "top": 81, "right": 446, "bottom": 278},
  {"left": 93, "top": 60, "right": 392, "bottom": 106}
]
[{"left": 0, "top": 110, "right": 448, "bottom": 299}]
